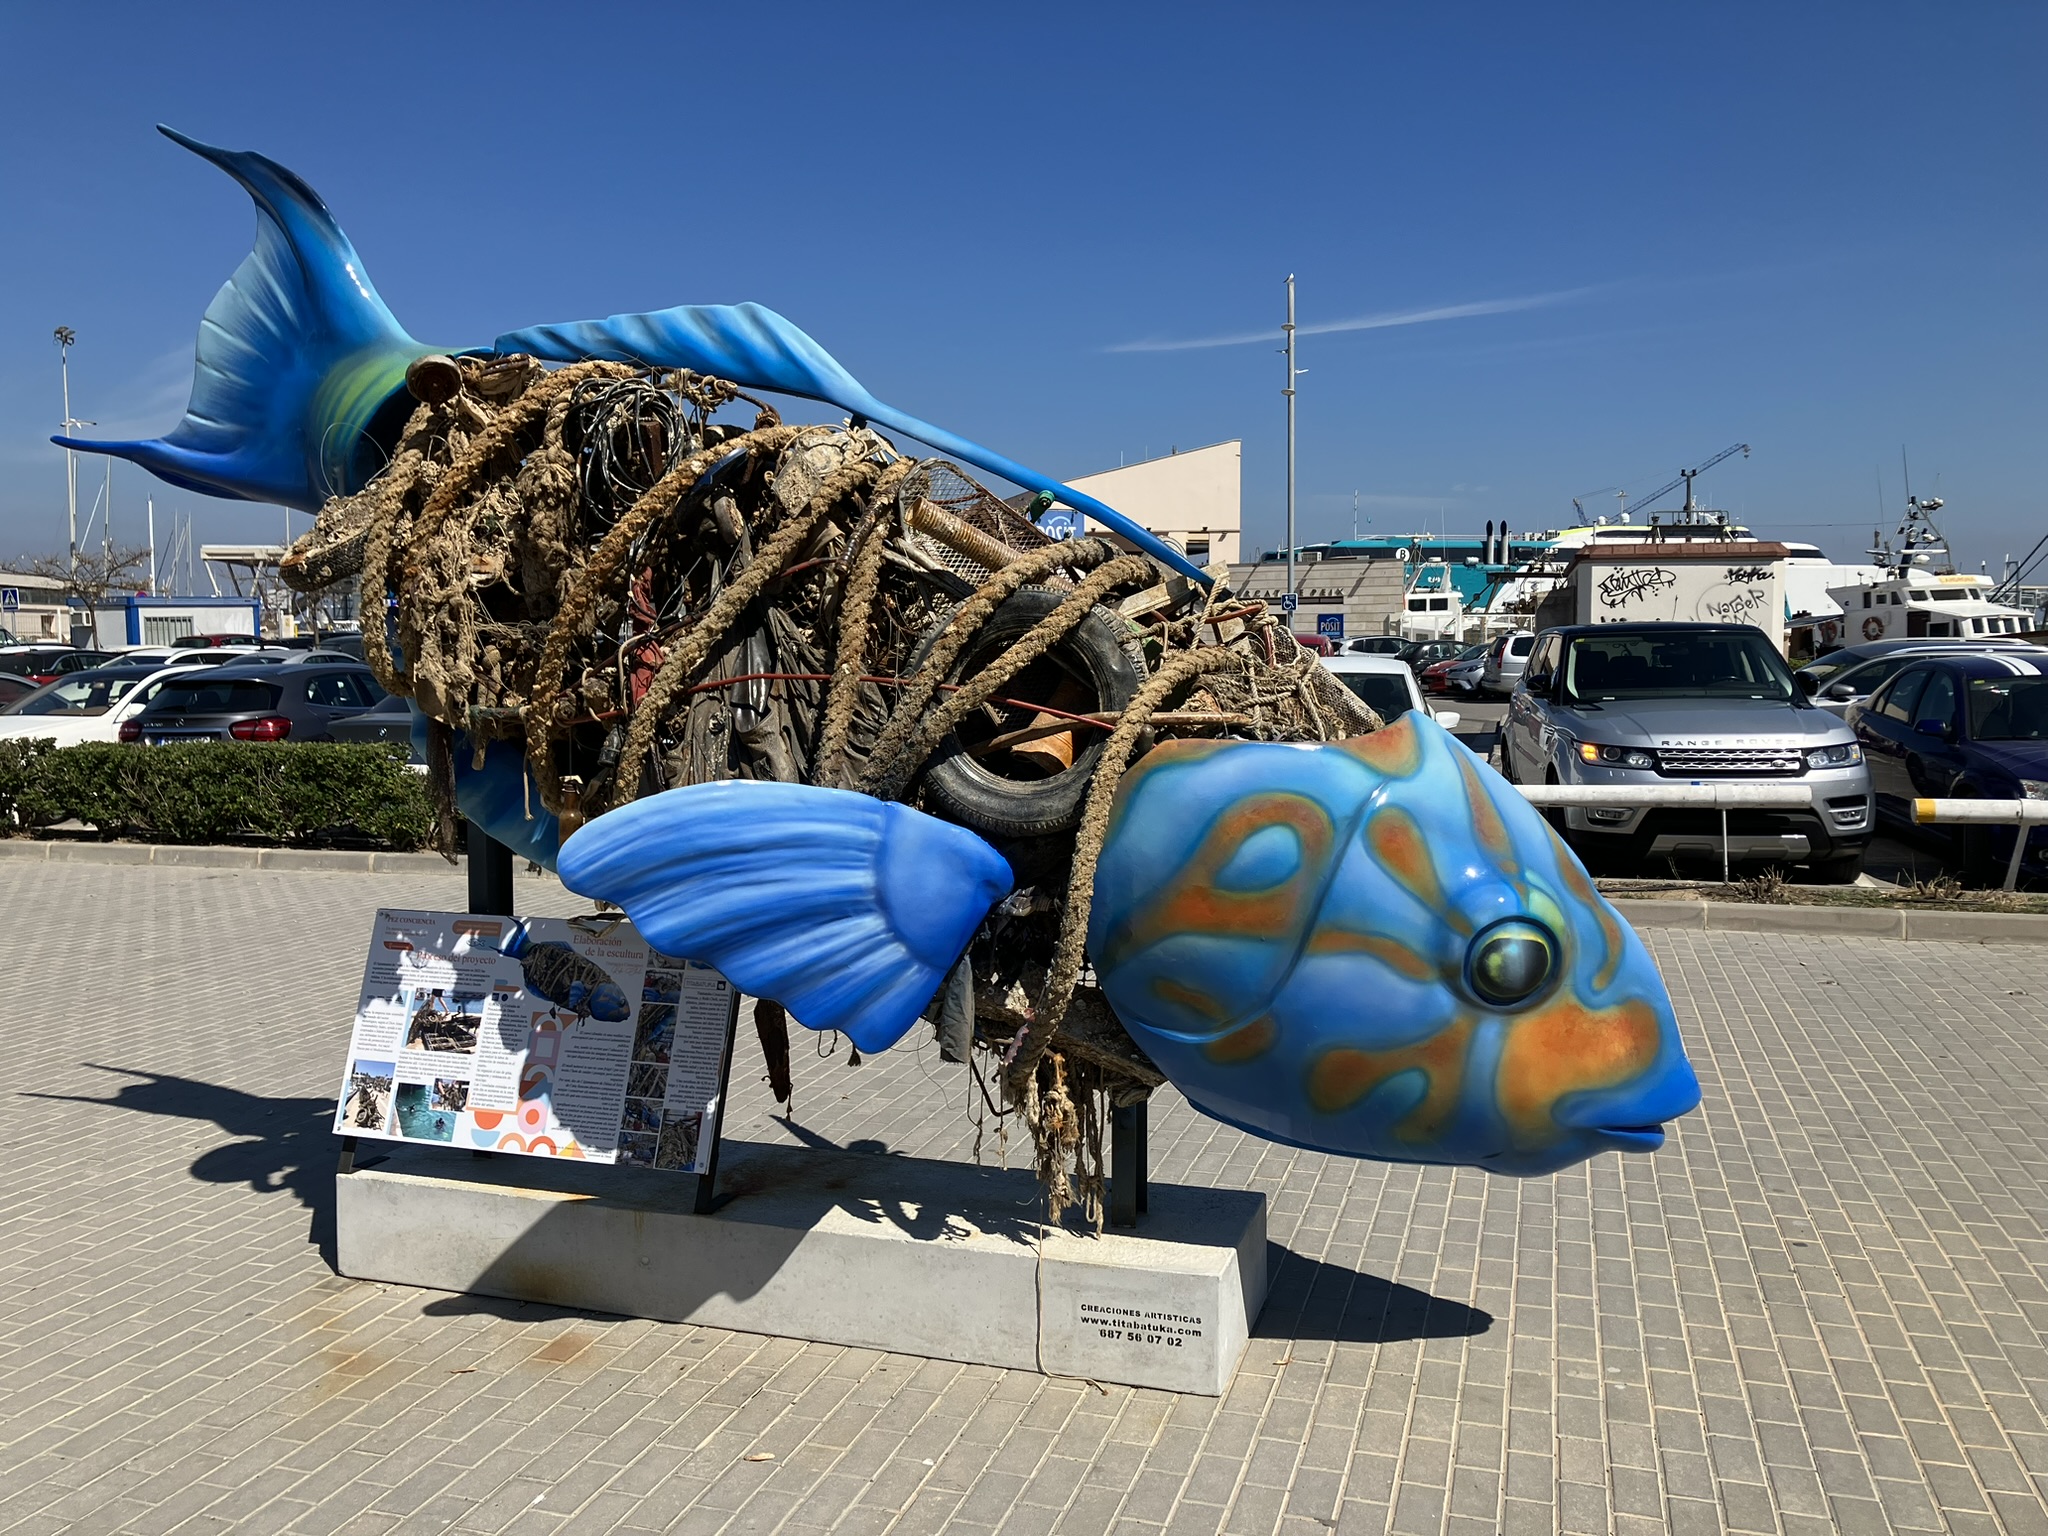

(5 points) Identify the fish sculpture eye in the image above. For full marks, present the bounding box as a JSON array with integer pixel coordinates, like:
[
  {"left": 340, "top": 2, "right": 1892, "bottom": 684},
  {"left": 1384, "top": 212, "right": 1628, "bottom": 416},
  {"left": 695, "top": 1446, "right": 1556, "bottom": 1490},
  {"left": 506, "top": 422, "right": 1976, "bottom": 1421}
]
[{"left": 1466, "top": 919, "right": 1556, "bottom": 1007}]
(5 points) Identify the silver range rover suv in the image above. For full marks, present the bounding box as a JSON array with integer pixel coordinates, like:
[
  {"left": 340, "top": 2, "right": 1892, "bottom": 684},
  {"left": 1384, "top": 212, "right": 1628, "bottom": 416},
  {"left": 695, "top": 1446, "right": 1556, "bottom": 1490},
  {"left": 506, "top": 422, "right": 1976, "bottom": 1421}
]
[{"left": 1499, "top": 623, "right": 1874, "bottom": 881}]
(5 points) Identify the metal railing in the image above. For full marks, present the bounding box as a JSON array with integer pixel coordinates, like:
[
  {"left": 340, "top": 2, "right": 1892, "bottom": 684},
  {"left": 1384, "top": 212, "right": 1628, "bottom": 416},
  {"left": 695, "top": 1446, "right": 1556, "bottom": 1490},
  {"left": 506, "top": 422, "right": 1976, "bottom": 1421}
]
[
  {"left": 1913, "top": 798, "right": 2048, "bottom": 892},
  {"left": 1509, "top": 783, "right": 2046, "bottom": 890}
]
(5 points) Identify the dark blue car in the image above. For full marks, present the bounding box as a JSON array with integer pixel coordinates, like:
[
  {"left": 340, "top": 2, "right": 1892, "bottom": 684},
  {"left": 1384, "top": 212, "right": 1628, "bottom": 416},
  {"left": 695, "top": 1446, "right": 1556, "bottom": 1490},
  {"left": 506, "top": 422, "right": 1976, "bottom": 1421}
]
[{"left": 1847, "top": 652, "right": 2048, "bottom": 884}]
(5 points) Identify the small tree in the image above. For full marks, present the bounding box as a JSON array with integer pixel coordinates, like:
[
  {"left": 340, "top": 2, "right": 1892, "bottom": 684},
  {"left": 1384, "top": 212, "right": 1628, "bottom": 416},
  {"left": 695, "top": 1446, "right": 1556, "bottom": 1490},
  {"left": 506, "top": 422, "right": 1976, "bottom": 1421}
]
[{"left": 24, "top": 547, "right": 152, "bottom": 646}]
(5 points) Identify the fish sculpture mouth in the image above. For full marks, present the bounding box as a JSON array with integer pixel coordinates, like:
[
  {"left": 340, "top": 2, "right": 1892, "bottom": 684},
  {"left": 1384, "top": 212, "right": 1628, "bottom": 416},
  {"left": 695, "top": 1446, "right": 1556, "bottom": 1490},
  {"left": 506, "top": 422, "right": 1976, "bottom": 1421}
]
[
  {"left": 1091, "top": 716, "right": 1705, "bottom": 1176},
  {"left": 1587, "top": 1123, "right": 1668, "bottom": 1152}
]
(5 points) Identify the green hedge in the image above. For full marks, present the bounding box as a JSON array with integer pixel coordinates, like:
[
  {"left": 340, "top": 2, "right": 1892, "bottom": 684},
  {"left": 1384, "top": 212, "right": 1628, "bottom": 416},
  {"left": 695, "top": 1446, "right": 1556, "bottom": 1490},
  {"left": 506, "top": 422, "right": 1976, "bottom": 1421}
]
[{"left": 0, "top": 740, "right": 434, "bottom": 849}]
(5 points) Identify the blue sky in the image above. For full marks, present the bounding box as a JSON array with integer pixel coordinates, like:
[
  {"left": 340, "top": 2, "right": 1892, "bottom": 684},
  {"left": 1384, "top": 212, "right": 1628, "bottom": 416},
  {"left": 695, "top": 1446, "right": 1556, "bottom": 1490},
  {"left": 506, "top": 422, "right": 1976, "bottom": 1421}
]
[{"left": 2, "top": 2, "right": 2042, "bottom": 575}]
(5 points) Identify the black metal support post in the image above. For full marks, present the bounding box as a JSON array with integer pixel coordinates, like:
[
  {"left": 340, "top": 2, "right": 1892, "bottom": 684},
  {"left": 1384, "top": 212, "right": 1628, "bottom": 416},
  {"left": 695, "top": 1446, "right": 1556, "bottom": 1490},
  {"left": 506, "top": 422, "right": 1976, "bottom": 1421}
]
[
  {"left": 1110, "top": 1098, "right": 1150, "bottom": 1228},
  {"left": 467, "top": 820, "right": 516, "bottom": 917},
  {"left": 692, "top": 988, "right": 745, "bottom": 1215}
]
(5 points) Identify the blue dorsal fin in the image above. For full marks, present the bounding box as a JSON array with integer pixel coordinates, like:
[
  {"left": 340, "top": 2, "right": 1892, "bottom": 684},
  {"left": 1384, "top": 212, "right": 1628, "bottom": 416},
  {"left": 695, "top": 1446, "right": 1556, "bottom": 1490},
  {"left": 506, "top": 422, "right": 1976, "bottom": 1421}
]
[
  {"left": 556, "top": 782, "right": 1014, "bottom": 1054},
  {"left": 54, "top": 127, "right": 437, "bottom": 510},
  {"left": 495, "top": 305, "right": 1212, "bottom": 586}
]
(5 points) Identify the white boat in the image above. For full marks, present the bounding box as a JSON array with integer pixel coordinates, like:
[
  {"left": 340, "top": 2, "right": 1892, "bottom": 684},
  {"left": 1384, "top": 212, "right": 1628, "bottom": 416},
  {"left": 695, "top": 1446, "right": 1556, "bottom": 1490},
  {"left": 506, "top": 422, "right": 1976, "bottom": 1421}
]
[{"left": 1825, "top": 493, "right": 2035, "bottom": 645}]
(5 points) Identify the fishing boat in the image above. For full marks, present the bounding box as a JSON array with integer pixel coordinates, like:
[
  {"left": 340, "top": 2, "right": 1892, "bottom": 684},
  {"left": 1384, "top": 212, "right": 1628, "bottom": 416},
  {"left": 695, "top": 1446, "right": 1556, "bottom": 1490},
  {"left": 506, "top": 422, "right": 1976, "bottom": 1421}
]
[{"left": 1827, "top": 492, "right": 2035, "bottom": 645}]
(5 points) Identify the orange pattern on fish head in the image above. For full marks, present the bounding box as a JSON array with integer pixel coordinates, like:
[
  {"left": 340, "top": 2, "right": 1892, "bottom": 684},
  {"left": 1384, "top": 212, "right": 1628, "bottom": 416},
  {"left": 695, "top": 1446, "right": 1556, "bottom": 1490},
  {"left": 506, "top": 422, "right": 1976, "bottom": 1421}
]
[
  {"left": 1495, "top": 994, "right": 1663, "bottom": 1149},
  {"left": 1306, "top": 1016, "right": 1476, "bottom": 1143},
  {"left": 1542, "top": 822, "right": 1624, "bottom": 993},
  {"left": 1203, "top": 1014, "right": 1278, "bottom": 1064},
  {"left": 1100, "top": 791, "right": 1337, "bottom": 972},
  {"left": 1364, "top": 803, "right": 1470, "bottom": 937},
  {"left": 1339, "top": 716, "right": 1424, "bottom": 778}
]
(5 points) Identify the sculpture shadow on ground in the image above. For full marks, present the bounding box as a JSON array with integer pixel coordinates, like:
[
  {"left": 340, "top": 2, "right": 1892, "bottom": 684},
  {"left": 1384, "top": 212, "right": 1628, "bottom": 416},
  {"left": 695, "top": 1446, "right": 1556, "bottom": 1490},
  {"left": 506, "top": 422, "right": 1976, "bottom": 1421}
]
[
  {"left": 1256, "top": 1244, "right": 1494, "bottom": 1343},
  {"left": 29, "top": 1065, "right": 1492, "bottom": 1347},
  {"left": 27, "top": 1064, "right": 339, "bottom": 1267}
]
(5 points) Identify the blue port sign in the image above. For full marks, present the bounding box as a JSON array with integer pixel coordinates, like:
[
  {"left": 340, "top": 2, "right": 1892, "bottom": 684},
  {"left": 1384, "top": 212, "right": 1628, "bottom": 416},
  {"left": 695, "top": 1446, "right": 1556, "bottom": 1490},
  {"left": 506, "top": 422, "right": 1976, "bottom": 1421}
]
[{"left": 1316, "top": 612, "right": 1344, "bottom": 639}]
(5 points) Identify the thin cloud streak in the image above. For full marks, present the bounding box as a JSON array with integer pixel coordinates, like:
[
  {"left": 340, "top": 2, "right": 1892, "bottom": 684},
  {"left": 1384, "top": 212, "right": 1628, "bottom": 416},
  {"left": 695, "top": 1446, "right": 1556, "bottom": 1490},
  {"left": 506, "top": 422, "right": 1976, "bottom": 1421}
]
[{"left": 1106, "top": 287, "right": 1597, "bottom": 354}]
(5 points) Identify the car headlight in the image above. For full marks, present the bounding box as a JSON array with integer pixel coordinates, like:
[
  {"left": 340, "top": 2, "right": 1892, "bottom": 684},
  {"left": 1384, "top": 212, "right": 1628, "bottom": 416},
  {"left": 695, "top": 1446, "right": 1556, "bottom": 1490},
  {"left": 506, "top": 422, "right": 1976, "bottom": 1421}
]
[
  {"left": 1576, "top": 741, "right": 1656, "bottom": 770},
  {"left": 2022, "top": 779, "right": 2048, "bottom": 801},
  {"left": 1805, "top": 742, "right": 1863, "bottom": 769}
]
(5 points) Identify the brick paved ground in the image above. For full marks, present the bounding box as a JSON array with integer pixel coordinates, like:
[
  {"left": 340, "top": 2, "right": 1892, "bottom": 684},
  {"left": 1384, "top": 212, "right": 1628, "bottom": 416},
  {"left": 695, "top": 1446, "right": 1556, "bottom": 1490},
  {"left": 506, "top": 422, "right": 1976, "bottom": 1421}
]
[{"left": 2, "top": 861, "right": 2046, "bottom": 1536}]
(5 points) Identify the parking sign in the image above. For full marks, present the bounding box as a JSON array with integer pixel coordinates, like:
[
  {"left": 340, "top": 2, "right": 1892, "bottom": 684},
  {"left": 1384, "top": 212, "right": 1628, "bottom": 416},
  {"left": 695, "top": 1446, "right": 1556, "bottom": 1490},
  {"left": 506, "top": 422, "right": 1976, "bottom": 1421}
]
[
  {"left": 1279, "top": 591, "right": 1299, "bottom": 613},
  {"left": 1316, "top": 612, "right": 1344, "bottom": 639}
]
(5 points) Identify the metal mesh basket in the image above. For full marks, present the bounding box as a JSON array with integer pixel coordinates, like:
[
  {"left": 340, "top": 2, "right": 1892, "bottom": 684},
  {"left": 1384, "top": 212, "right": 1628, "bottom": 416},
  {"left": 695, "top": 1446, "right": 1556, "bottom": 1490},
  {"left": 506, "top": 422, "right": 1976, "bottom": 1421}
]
[{"left": 897, "top": 459, "right": 1058, "bottom": 585}]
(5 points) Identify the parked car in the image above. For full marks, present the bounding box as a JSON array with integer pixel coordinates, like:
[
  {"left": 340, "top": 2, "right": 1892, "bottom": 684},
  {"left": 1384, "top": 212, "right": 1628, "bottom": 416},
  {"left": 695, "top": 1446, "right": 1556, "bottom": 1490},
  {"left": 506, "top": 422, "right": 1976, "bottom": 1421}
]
[
  {"left": 0, "top": 663, "right": 211, "bottom": 746},
  {"left": 1500, "top": 623, "right": 1872, "bottom": 880},
  {"left": 1422, "top": 642, "right": 1490, "bottom": 695},
  {"left": 1403, "top": 639, "right": 1467, "bottom": 675},
  {"left": 1321, "top": 655, "right": 1462, "bottom": 731},
  {"left": 119, "top": 663, "right": 386, "bottom": 743},
  {"left": 1292, "top": 632, "right": 1336, "bottom": 657},
  {"left": 0, "top": 647, "right": 117, "bottom": 684},
  {"left": 1796, "top": 638, "right": 2048, "bottom": 718},
  {"left": 0, "top": 673, "right": 40, "bottom": 709},
  {"left": 1342, "top": 636, "right": 1411, "bottom": 656},
  {"left": 328, "top": 693, "right": 425, "bottom": 764},
  {"left": 1845, "top": 651, "right": 2048, "bottom": 885},
  {"left": 1479, "top": 630, "right": 1535, "bottom": 697}
]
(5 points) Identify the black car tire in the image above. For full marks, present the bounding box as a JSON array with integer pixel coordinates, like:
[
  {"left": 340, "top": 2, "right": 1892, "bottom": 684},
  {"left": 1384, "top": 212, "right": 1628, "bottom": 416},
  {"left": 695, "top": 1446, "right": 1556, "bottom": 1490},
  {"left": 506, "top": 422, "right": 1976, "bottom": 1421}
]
[
  {"left": 911, "top": 587, "right": 1148, "bottom": 840},
  {"left": 1806, "top": 853, "right": 1864, "bottom": 885}
]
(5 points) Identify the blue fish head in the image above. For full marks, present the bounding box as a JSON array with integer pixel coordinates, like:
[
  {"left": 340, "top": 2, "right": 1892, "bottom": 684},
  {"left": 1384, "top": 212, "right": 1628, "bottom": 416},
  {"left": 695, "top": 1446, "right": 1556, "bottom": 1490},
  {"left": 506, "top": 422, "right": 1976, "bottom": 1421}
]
[{"left": 1088, "top": 714, "right": 1701, "bottom": 1176}]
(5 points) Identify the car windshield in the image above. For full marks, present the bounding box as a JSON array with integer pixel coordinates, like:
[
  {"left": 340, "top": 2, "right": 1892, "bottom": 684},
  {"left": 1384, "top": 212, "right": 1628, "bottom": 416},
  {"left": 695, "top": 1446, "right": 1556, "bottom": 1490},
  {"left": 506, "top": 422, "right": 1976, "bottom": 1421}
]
[
  {"left": 1334, "top": 673, "right": 1413, "bottom": 720},
  {"left": 1563, "top": 631, "right": 1796, "bottom": 703},
  {"left": 147, "top": 678, "right": 281, "bottom": 713},
  {"left": 1799, "top": 656, "right": 1856, "bottom": 683},
  {"left": 1967, "top": 677, "right": 2048, "bottom": 741},
  {"left": 13, "top": 673, "right": 148, "bottom": 716}
]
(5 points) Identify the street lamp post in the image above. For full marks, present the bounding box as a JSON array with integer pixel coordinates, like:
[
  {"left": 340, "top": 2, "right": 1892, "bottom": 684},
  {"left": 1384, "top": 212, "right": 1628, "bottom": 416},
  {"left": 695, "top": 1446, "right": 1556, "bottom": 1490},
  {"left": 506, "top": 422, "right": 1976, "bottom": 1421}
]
[
  {"left": 1283, "top": 276, "right": 1297, "bottom": 626},
  {"left": 53, "top": 326, "right": 90, "bottom": 579}
]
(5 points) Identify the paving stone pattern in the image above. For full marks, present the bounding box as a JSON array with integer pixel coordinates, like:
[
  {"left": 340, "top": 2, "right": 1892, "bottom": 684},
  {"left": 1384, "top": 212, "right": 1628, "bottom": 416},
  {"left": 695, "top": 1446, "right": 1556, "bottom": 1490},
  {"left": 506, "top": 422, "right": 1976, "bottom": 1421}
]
[{"left": 2, "top": 862, "right": 2046, "bottom": 1535}]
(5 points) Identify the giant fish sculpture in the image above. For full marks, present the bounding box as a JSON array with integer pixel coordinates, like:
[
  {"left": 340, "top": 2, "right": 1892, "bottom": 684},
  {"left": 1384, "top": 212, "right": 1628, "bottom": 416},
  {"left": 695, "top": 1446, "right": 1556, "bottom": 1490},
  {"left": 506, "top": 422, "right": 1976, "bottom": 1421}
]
[
  {"left": 559, "top": 713, "right": 1697, "bottom": 1175},
  {"left": 63, "top": 129, "right": 1700, "bottom": 1177}
]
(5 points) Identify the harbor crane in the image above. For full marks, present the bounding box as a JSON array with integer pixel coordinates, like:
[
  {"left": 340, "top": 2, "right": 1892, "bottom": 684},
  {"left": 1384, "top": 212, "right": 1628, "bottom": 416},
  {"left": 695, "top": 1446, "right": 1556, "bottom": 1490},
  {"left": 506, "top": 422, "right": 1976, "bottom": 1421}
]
[{"left": 1623, "top": 442, "right": 1750, "bottom": 521}]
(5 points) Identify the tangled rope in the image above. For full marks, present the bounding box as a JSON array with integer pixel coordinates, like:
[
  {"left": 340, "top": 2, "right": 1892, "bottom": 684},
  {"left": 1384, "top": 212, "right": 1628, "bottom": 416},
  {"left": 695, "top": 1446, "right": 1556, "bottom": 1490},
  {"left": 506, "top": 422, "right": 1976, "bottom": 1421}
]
[
  {"left": 1007, "top": 645, "right": 1248, "bottom": 1093},
  {"left": 286, "top": 355, "right": 1380, "bottom": 1224}
]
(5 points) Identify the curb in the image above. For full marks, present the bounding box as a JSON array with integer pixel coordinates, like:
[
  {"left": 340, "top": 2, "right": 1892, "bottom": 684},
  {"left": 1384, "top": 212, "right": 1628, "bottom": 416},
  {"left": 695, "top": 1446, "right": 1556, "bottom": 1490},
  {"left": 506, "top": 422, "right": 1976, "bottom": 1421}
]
[
  {"left": 1609, "top": 897, "right": 2048, "bottom": 945},
  {"left": 0, "top": 839, "right": 459, "bottom": 875}
]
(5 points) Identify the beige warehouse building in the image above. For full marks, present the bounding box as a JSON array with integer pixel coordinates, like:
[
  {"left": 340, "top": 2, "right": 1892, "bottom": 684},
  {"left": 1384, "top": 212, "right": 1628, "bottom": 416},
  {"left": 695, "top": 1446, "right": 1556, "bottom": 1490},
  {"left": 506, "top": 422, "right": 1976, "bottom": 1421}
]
[{"left": 1061, "top": 441, "right": 1243, "bottom": 568}]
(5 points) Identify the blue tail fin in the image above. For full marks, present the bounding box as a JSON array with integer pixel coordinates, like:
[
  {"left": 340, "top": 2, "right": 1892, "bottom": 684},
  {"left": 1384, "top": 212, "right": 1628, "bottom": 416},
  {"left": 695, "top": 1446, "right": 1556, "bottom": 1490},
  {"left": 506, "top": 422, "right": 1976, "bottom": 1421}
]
[{"left": 54, "top": 127, "right": 436, "bottom": 511}]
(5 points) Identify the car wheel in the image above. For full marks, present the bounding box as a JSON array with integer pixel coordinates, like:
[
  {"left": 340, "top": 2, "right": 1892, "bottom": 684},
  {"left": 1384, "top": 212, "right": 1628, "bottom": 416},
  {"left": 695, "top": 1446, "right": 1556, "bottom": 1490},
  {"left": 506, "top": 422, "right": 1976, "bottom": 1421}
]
[
  {"left": 1805, "top": 853, "right": 1864, "bottom": 885},
  {"left": 1540, "top": 768, "right": 1567, "bottom": 833}
]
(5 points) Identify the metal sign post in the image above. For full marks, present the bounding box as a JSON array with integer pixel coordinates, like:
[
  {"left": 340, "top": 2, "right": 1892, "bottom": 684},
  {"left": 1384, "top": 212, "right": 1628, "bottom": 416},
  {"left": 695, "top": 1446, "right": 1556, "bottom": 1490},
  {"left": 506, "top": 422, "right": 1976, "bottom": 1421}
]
[{"left": 692, "top": 989, "right": 746, "bottom": 1214}]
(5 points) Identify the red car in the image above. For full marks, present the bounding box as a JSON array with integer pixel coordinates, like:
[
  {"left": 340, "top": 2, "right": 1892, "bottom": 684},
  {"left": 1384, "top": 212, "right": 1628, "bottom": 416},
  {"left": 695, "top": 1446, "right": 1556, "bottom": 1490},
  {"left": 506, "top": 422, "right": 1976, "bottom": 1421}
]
[
  {"left": 1292, "top": 633, "right": 1336, "bottom": 657},
  {"left": 1420, "top": 642, "right": 1488, "bottom": 694}
]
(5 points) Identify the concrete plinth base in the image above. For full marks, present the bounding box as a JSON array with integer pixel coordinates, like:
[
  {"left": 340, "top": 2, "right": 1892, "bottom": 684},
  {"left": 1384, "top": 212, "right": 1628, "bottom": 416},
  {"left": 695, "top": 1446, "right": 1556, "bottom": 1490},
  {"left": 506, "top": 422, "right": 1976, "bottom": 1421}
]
[{"left": 336, "top": 1140, "right": 1266, "bottom": 1395}]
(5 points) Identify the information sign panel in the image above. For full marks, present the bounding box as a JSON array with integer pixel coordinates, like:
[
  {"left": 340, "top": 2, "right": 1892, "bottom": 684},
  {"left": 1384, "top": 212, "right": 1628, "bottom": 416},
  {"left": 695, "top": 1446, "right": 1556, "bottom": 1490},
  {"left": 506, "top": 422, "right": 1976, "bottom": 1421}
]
[
  {"left": 1316, "top": 612, "right": 1344, "bottom": 639},
  {"left": 333, "top": 910, "right": 736, "bottom": 1173}
]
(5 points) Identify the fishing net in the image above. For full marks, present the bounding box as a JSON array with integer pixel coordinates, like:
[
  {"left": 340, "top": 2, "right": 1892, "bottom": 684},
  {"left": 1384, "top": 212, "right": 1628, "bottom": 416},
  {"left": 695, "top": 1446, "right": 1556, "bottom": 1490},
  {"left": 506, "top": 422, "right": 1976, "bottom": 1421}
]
[{"left": 284, "top": 354, "right": 1381, "bottom": 1224}]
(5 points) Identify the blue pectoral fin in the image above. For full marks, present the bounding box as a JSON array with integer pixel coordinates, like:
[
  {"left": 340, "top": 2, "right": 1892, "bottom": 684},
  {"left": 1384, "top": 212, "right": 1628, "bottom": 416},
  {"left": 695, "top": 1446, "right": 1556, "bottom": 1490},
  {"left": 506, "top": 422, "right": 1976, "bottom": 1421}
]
[
  {"left": 55, "top": 127, "right": 438, "bottom": 511},
  {"left": 494, "top": 304, "right": 1210, "bottom": 585},
  {"left": 555, "top": 782, "right": 1014, "bottom": 1054}
]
